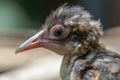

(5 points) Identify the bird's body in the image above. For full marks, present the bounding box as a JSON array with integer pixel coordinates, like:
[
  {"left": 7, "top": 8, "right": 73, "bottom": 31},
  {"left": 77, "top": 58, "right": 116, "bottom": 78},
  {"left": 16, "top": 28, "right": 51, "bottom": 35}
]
[
  {"left": 16, "top": 5, "right": 120, "bottom": 80},
  {"left": 61, "top": 50, "right": 120, "bottom": 80}
]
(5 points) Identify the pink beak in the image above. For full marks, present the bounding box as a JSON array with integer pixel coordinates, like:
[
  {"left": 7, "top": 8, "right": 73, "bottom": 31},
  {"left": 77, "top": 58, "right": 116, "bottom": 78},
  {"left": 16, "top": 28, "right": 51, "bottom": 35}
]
[
  {"left": 15, "top": 30, "right": 45, "bottom": 53},
  {"left": 15, "top": 29, "right": 68, "bottom": 55}
]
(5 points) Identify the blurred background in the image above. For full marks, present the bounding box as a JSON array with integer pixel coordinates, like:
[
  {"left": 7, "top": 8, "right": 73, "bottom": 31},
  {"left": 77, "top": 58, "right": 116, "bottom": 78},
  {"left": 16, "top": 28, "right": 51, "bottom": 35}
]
[{"left": 0, "top": 0, "right": 120, "bottom": 80}]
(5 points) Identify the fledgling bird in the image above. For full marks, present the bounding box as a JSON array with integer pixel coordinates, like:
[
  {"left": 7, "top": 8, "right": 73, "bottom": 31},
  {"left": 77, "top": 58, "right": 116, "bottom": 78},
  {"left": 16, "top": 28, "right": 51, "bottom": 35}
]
[{"left": 16, "top": 5, "right": 120, "bottom": 80}]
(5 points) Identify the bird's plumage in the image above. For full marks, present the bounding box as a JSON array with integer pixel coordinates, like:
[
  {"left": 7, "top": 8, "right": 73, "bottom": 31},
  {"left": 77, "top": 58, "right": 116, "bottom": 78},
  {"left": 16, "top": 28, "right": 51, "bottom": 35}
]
[
  {"left": 16, "top": 5, "right": 120, "bottom": 80},
  {"left": 61, "top": 50, "right": 120, "bottom": 80}
]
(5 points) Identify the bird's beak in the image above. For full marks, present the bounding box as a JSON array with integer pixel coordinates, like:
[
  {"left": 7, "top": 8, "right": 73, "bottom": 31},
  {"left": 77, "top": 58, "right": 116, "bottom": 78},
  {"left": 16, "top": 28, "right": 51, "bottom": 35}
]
[
  {"left": 16, "top": 29, "right": 68, "bottom": 55},
  {"left": 15, "top": 30, "right": 46, "bottom": 54}
]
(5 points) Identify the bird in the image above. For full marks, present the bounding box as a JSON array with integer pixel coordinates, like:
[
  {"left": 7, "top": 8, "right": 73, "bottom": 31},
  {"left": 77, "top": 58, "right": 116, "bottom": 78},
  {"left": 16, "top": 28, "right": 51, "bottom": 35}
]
[{"left": 16, "top": 5, "right": 120, "bottom": 80}]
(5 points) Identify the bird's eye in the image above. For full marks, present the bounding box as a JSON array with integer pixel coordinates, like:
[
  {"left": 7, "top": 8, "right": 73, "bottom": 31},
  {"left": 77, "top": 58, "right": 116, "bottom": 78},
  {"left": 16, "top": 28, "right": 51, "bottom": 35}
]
[
  {"left": 54, "top": 28, "right": 64, "bottom": 37},
  {"left": 49, "top": 24, "right": 70, "bottom": 39}
]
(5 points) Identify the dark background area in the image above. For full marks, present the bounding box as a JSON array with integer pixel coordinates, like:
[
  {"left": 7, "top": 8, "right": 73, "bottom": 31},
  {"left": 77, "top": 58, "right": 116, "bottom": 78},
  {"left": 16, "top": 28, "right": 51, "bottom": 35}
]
[
  {"left": 0, "top": 0, "right": 120, "bottom": 31},
  {"left": 16, "top": 0, "right": 120, "bottom": 30}
]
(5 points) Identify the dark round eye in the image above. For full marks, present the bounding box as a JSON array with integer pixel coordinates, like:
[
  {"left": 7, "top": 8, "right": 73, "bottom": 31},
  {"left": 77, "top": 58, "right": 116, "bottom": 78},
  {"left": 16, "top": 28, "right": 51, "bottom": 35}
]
[{"left": 54, "top": 28, "right": 64, "bottom": 37}]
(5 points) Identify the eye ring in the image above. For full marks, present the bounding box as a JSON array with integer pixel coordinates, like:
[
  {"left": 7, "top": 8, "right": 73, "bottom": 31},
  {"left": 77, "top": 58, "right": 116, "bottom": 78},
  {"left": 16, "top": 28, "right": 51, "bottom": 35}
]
[{"left": 49, "top": 24, "right": 70, "bottom": 40}]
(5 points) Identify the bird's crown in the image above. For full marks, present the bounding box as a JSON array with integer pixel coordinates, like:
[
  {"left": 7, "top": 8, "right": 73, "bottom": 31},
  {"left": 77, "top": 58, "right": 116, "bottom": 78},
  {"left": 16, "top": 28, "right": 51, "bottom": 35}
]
[{"left": 42, "top": 5, "right": 103, "bottom": 54}]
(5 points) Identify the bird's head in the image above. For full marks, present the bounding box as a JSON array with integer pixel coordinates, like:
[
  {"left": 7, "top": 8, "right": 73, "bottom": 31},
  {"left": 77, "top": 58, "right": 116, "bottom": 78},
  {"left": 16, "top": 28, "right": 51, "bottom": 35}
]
[{"left": 16, "top": 5, "right": 103, "bottom": 55}]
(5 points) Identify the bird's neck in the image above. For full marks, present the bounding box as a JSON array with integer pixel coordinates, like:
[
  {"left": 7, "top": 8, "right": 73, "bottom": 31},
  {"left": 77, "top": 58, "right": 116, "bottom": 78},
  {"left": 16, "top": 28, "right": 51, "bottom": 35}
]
[
  {"left": 60, "top": 54, "right": 78, "bottom": 80},
  {"left": 60, "top": 45, "right": 105, "bottom": 80},
  {"left": 60, "top": 53, "right": 94, "bottom": 80}
]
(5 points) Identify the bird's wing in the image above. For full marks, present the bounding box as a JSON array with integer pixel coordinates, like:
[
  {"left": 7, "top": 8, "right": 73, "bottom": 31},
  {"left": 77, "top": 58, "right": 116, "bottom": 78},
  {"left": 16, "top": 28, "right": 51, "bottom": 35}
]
[{"left": 71, "top": 50, "right": 120, "bottom": 80}]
